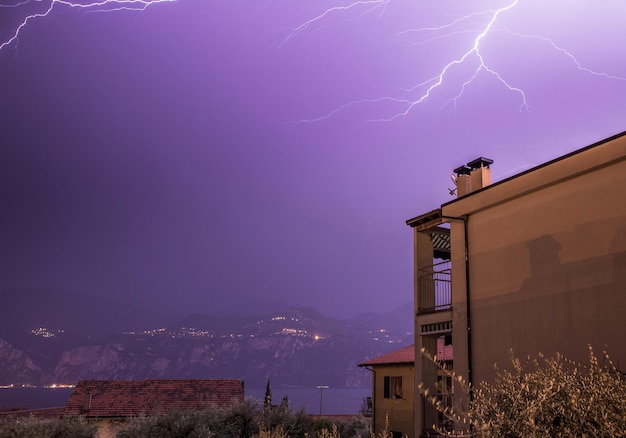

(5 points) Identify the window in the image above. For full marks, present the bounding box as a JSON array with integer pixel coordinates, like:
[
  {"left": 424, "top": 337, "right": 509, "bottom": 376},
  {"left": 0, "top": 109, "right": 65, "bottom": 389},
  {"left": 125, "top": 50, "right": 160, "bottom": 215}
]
[{"left": 383, "top": 376, "right": 403, "bottom": 399}]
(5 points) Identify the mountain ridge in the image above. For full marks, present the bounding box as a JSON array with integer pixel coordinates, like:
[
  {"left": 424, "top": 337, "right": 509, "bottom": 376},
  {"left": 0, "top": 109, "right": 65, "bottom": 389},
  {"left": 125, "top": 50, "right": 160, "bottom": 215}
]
[{"left": 0, "top": 288, "right": 413, "bottom": 388}]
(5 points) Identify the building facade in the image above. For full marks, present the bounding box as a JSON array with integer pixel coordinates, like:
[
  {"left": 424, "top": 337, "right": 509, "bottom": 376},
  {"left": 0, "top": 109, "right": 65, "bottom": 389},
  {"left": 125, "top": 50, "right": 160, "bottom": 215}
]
[
  {"left": 359, "top": 345, "right": 416, "bottom": 438},
  {"left": 407, "top": 131, "right": 626, "bottom": 437}
]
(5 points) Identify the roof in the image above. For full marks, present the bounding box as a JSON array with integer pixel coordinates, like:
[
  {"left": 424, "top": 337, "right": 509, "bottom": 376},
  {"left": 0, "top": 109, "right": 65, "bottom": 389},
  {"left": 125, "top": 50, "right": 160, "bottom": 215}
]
[
  {"left": 63, "top": 379, "right": 244, "bottom": 418},
  {"left": 358, "top": 344, "right": 415, "bottom": 367},
  {"left": 406, "top": 208, "right": 442, "bottom": 230},
  {"left": 430, "top": 227, "right": 450, "bottom": 259},
  {"left": 441, "top": 129, "right": 626, "bottom": 209}
]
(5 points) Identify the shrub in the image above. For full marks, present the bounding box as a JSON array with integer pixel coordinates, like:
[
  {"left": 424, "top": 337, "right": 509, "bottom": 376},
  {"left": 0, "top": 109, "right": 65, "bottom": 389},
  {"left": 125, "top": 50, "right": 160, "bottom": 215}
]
[
  {"left": 310, "top": 415, "right": 391, "bottom": 438},
  {"left": 258, "top": 408, "right": 370, "bottom": 438},
  {"left": 314, "top": 418, "right": 334, "bottom": 435},
  {"left": 330, "top": 416, "right": 370, "bottom": 438},
  {"left": 0, "top": 416, "right": 96, "bottom": 438},
  {"left": 116, "top": 410, "right": 214, "bottom": 438},
  {"left": 0, "top": 402, "right": 375, "bottom": 438},
  {"left": 118, "top": 399, "right": 259, "bottom": 438},
  {"left": 260, "top": 405, "right": 314, "bottom": 438},
  {"left": 422, "top": 345, "right": 626, "bottom": 437},
  {"left": 254, "top": 426, "right": 288, "bottom": 438}
]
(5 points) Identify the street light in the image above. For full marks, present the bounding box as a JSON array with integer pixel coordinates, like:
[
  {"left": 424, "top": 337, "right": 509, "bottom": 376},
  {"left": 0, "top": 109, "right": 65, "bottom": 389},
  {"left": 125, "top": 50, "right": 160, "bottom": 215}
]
[{"left": 316, "top": 385, "right": 329, "bottom": 416}]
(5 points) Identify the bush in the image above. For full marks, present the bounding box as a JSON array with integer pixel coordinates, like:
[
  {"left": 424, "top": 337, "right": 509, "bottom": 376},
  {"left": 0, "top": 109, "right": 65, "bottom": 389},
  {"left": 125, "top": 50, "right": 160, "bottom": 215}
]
[
  {"left": 326, "top": 416, "right": 370, "bottom": 438},
  {"left": 303, "top": 416, "right": 388, "bottom": 438},
  {"left": 0, "top": 401, "right": 374, "bottom": 438},
  {"left": 0, "top": 416, "right": 96, "bottom": 438},
  {"left": 422, "top": 345, "right": 626, "bottom": 437},
  {"left": 258, "top": 405, "right": 371, "bottom": 438},
  {"left": 118, "top": 399, "right": 259, "bottom": 438},
  {"left": 260, "top": 405, "right": 314, "bottom": 438}
]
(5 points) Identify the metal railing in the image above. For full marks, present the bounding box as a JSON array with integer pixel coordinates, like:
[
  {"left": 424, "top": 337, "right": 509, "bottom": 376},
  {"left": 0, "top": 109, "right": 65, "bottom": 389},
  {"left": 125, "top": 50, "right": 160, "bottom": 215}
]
[
  {"left": 421, "top": 393, "right": 455, "bottom": 437},
  {"left": 418, "top": 261, "right": 451, "bottom": 314},
  {"left": 360, "top": 396, "right": 372, "bottom": 417}
]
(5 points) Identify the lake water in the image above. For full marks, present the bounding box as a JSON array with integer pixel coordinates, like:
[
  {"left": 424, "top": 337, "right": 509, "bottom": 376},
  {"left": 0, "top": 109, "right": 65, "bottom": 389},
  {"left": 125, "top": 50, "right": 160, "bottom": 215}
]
[
  {"left": 0, "top": 387, "right": 370, "bottom": 416},
  {"left": 0, "top": 387, "right": 74, "bottom": 410}
]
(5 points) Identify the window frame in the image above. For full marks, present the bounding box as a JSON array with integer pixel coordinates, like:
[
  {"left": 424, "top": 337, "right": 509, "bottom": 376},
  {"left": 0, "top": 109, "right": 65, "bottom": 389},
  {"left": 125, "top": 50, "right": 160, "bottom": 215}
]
[{"left": 383, "top": 375, "right": 403, "bottom": 399}]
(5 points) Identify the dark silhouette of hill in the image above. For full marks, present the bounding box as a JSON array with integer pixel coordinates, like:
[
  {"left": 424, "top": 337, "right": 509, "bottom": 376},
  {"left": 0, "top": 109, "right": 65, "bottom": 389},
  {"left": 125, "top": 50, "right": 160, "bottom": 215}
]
[
  {"left": 345, "top": 300, "right": 413, "bottom": 338},
  {"left": 175, "top": 306, "right": 348, "bottom": 337}
]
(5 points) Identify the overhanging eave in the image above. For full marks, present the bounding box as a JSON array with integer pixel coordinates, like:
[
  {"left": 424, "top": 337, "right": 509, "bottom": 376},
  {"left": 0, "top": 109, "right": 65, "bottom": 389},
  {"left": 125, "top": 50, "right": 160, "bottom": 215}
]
[{"left": 406, "top": 208, "right": 443, "bottom": 231}]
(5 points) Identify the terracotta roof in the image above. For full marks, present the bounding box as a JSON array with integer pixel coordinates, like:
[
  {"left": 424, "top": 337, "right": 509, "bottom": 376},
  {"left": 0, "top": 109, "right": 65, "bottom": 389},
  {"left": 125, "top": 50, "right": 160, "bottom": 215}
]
[
  {"left": 63, "top": 379, "right": 244, "bottom": 418},
  {"left": 437, "top": 336, "right": 453, "bottom": 361},
  {"left": 358, "top": 344, "right": 415, "bottom": 367}
]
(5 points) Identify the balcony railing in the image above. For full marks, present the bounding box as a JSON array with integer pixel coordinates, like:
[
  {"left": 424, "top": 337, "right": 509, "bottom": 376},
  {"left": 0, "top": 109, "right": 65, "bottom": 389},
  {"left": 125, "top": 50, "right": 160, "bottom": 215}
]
[
  {"left": 418, "top": 261, "right": 451, "bottom": 314},
  {"left": 421, "top": 393, "right": 455, "bottom": 437}
]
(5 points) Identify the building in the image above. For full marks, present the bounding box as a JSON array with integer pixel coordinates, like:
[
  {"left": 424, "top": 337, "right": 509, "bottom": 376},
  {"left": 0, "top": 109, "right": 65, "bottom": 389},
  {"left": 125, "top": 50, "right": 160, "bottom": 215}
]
[
  {"left": 359, "top": 344, "right": 416, "bottom": 438},
  {"left": 406, "top": 131, "right": 626, "bottom": 437},
  {"left": 64, "top": 379, "right": 244, "bottom": 438}
]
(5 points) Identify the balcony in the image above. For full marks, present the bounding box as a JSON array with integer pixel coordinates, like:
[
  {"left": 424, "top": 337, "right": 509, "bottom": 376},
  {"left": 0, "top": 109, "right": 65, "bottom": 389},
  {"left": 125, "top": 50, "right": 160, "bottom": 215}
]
[
  {"left": 421, "top": 393, "right": 455, "bottom": 437},
  {"left": 418, "top": 261, "right": 451, "bottom": 314}
]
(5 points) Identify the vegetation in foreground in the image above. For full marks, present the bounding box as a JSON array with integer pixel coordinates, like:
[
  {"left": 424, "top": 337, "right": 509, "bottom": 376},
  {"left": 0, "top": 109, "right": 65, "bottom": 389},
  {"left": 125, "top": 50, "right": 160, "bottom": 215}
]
[
  {"left": 12, "top": 345, "right": 623, "bottom": 438},
  {"left": 0, "top": 399, "right": 378, "bottom": 438},
  {"left": 0, "top": 415, "right": 96, "bottom": 438},
  {"left": 422, "top": 345, "right": 626, "bottom": 437}
]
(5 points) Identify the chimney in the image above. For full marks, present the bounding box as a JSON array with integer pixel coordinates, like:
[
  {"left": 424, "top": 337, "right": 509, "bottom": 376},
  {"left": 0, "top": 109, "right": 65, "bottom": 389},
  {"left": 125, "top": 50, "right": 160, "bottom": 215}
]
[
  {"left": 454, "top": 157, "right": 493, "bottom": 197},
  {"left": 453, "top": 164, "right": 472, "bottom": 197}
]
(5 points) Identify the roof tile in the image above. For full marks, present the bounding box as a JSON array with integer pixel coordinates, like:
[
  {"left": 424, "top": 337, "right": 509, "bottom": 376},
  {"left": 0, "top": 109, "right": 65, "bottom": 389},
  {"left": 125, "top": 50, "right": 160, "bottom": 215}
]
[
  {"left": 63, "top": 379, "right": 244, "bottom": 418},
  {"left": 358, "top": 344, "right": 415, "bottom": 367}
]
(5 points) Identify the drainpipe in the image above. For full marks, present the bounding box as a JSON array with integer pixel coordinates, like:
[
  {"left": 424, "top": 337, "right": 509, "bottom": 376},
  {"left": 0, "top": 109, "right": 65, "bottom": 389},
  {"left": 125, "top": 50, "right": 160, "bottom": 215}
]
[{"left": 442, "top": 215, "right": 473, "bottom": 396}]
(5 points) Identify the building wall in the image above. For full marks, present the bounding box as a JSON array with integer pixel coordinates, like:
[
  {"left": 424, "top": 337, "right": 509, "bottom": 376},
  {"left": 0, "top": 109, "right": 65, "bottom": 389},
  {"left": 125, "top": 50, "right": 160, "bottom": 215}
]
[
  {"left": 443, "top": 135, "right": 626, "bottom": 386},
  {"left": 372, "top": 364, "right": 415, "bottom": 438},
  {"left": 413, "top": 229, "right": 455, "bottom": 436}
]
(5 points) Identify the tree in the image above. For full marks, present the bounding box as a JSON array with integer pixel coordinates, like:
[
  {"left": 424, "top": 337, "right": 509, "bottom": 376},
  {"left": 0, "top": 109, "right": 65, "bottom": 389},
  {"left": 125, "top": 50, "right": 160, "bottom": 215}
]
[
  {"left": 422, "top": 345, "right": 626, "bottom": 437},
  {"left": 264, "top": 380, "right": 272, "bottom": 411}
]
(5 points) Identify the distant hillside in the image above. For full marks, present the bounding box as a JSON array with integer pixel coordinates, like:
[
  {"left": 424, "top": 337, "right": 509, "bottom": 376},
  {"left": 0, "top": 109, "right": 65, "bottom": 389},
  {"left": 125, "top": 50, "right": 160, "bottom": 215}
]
[{"left": 0, "top": 289, "right": 413, "bottom": 388}]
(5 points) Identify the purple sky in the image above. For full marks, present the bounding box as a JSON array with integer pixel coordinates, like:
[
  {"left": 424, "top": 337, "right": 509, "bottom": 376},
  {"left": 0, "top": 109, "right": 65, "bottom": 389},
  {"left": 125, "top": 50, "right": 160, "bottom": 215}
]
[{"left": 1, "top": 0, "right": 625, "bottom": 318}]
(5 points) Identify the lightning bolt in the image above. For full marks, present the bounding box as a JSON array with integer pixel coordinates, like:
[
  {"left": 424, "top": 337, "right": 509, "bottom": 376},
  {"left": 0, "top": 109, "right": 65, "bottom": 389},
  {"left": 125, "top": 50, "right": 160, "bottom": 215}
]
[
  {"left": 1, "top": 0, "right": 174, "bottom": 52},
  {"left": 280, "top": 0, "right": 390, "bottom": 48},
  {"left": 499, "top": 27, "right": 626, "bottom": 83},
  {"left": 285, "top": 0, "right": 626, "bottom": 126}
]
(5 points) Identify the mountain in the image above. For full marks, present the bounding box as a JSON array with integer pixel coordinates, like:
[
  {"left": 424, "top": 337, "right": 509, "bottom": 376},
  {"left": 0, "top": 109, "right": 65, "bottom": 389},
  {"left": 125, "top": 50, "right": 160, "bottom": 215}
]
[{"left": 0, "top": 289, "right": 413, "bottom": 389}]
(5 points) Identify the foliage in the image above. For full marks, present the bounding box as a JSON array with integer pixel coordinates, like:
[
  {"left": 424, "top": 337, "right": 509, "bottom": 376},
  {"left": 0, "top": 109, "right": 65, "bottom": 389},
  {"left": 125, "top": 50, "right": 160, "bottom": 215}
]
[
  {"left": 256, "top": 407, "right": 372, "bottom": 438},
  {"left": 0, "top": 415, "right": 96, "bottom": 438},
  {"left": 0, "top": 400, "right": 375, "bottom": 438},
  {"left": 260, "top": 404, "right": 314, "bottom": 437},
  {"left": 306, "top": 415, "right": 395, "bottom": 438},
  {"left": 265, "top": 380, "right": 272, "bottom": 410},
  {"left": 332, "top": 416, "right": 370, "bottom": 438},
  {"left": 422, "top": 345, "right": 626, "bottom": 437},
  {"left": 118, "top": 398, "right": 259, "bottom": 438},
  {"left": 254, "top": 426, "right": 289, "bottom": 438},
  {"left": 116, "top": 410, "right": 215, "bottom": 438},
  {"left": 314, "top": 418, "right": 334, "bottom": 435}
]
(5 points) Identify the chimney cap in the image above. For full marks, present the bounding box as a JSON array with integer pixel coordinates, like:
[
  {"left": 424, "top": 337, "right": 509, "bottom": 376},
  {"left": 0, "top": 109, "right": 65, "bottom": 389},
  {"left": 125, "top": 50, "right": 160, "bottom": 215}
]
[
  {"left": 453, "top": 164, "right": 471, "bottom": 176},
  {"left": 467, "top": 157, "right": 494, "bottom": 169}
]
